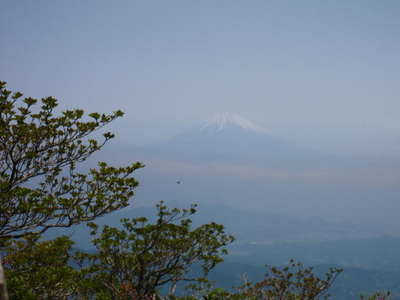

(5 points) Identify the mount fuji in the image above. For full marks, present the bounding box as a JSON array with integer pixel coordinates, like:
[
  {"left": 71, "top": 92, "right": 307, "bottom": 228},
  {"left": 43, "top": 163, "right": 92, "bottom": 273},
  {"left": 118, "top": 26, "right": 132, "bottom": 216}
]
[
  {"left": 139, "top": 112, "right": 326, "bottom": 169},
  {"left": 77, "top": 113, "right": 398, "bottom": 245},
  {"left": 200, "top": 112, "right": 268, "bottom": 133}
]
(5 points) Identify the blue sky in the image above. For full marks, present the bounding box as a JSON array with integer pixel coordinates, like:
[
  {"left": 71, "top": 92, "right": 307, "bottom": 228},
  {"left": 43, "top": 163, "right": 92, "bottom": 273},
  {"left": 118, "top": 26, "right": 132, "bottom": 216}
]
[{"left": 1, "top": 1, "right": 400, "bottom": 152}]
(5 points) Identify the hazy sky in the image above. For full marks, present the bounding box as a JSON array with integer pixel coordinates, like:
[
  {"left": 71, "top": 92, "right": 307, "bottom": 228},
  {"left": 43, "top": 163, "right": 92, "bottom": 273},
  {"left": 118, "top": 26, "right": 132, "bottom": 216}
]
[{"left": 1, "top": 1, "right": 400, "bottom": 152}]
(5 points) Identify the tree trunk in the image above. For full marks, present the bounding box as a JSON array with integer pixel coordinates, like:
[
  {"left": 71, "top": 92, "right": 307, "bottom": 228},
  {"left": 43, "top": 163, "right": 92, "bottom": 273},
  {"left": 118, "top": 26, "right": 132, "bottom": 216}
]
[
  {"left": 168, "top": 280, "right": 178, "bottom": 297},
  {"left": 0, "top": 258, "right": 8, "bottom": 300}
]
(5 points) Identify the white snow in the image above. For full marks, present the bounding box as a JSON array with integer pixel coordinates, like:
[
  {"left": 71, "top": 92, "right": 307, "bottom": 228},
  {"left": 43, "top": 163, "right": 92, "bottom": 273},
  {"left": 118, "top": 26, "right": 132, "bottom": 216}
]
[{"left": 201, "top": 112, "right": 267, "bottom": 133}]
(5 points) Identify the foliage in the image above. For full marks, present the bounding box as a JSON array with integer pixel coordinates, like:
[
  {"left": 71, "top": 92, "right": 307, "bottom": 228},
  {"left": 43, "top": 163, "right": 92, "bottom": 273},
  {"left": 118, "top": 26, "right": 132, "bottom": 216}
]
[
  {"left": 0, "top": 81, "right": 143, "bottom": 241},
  {"left": 231, "top": 260, "right": 341, "bottom": 300},
  {"left": 359, "top": 291, "right": 392, "bottom": 300},
  {"left": 76, "top": 201, "right": 234, "bottom": 299},
  {"left": 178, "top": 260, "right": 342, "bottom": 300},
  {"left": 3, "top": 236, "right": 79, "bottom": 300}
]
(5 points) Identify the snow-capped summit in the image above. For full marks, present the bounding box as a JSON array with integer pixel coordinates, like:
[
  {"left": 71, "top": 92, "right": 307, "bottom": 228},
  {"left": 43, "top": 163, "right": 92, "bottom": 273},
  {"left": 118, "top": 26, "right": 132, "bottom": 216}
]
[
  {"left": 136, "top": 111, "right": 319, "bottom": 166},
  {"left": 201, "top": 112, "right": 267, "bottom": 133}
]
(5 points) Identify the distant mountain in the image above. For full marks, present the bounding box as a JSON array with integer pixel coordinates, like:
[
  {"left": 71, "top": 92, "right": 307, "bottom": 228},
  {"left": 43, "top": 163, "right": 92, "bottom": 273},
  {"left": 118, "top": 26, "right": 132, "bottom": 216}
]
[
  {"left": 200, "top": 112, "right": 268, "bottom": 133},
  {"left": 87, "top": 112, "right": 400, "bottom": 245},
  {"left": 137, "top": 113, "right": 330, "bottom": 169}
]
